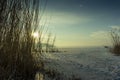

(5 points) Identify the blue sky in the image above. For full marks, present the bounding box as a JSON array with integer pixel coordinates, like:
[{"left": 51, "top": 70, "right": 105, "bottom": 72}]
[{"left": 41, "top": 0, "right": 120, "bottom": 47}]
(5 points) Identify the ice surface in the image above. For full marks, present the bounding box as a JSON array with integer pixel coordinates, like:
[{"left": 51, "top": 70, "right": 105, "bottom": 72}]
[{"left": 42, "top": 47, "right": 120, "bottom": 80}]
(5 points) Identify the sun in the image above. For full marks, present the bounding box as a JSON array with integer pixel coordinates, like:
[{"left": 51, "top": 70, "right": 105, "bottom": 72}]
[{"left": 32, "top": 32, "right": 39, "bottom": 38}]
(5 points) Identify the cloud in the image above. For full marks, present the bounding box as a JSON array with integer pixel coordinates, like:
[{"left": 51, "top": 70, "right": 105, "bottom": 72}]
[
  {"left": 110, "top": 26, "right": 120, "bottom": 30},
  {"left": 89, "top": 31, "right": 111, "bottom": 46},
  {"left": 44, "top": 11, "right": 91, "bottom": 27},
  {"left": 90, "top": 31, "right": 109, "bottom": 39}
]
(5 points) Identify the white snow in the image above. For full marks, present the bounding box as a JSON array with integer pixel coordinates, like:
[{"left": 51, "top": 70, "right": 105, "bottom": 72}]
[{"left": 41, "top": 47, "right": 120, "bottom": 80}]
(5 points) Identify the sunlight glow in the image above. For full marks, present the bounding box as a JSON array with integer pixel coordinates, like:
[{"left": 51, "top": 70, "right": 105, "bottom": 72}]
[{"left": 32, "top": 32, "right": 39, "bottom": 38}]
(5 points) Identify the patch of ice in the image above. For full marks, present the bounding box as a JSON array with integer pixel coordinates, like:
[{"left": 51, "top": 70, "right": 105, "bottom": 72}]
[{"left": 42, "top": 47, "right": 120, "bottom": 80}]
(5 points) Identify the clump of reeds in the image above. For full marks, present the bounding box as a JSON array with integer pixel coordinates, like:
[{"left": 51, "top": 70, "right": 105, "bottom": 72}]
[
  {"left": 0, "top": 0, "right": 45, "bottom": 79},
  {"left": 110, "top": 28, "right": 120, "bottom": 55}
]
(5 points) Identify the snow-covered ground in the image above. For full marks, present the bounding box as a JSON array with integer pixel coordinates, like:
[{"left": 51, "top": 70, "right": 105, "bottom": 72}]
[{"left": 42, "top": 47, "right": 120, "bottom": 80}]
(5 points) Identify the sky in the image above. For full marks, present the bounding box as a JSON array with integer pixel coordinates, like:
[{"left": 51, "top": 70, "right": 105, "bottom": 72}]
[{"left": 41, "top": 0, "right": 120, "bottom": 47}]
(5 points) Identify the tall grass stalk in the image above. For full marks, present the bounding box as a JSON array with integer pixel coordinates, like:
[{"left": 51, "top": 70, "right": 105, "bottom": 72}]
[
  {"left": 0, "top": 0, "right": 47, "bottom": 79},
  {"left": 110, "top": 28, "right": 120, "bottom": 55}
]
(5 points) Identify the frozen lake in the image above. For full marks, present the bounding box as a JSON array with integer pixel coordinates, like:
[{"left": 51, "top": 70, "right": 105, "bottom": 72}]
[{"left": 42, "top": 47, "right": 120, "bottom": 80}]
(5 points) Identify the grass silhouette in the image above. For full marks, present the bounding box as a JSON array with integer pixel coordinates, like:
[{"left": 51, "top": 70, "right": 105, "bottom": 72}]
[
  {"left": 110, "top": 28, "right": 120, "bottom": 55},
  {"left": 0, "top": 0, "right": 47, "bottom": 79}
]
